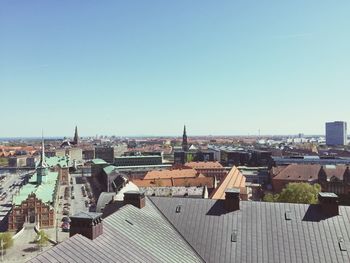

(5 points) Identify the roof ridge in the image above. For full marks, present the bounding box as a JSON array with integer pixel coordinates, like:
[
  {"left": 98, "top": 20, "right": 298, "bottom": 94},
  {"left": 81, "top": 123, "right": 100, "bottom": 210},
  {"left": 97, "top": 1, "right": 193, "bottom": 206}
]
[{"left": 147, "top": 197, "right": 206, "bottom": 263}]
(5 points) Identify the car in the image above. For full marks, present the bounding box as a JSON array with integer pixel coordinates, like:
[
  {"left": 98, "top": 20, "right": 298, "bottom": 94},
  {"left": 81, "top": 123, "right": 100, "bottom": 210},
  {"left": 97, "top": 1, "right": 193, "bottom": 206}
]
[
  {"left": 63, "top": 210, "right": 69, "bottom": 216},
  {"left": 61, "top": 222, "right": 70, "bottom": 232},
  {"left": 71, "top": 195, "right": 75, "bottom": 199},
  {"left": 61, "top": 216, "right": 70, "bottom": 222}
]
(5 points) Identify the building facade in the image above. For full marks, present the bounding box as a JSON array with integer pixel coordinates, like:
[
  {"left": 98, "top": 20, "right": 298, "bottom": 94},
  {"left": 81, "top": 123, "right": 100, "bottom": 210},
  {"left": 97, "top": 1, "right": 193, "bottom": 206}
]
[
  {"left": 8, "top": 193, "right": 55, "bottom": 230},
  {"left": 114, "top": 155, "right": 162, "bottom": 167},
  {"left": 326, "top": 121, "right": 347, "bottom": 146},
  {"left": 8, "top": 139, "right": 59, "bottom": 230},
  {"left": 95, "top": 146, "right": 115, "bottom": 163}
]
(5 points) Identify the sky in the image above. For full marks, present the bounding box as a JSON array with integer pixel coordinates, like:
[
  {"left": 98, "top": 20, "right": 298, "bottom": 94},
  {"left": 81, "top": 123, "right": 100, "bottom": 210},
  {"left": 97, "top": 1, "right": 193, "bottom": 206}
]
[{"left": 1, "top": 1, "right": 350, "bottom": 137}]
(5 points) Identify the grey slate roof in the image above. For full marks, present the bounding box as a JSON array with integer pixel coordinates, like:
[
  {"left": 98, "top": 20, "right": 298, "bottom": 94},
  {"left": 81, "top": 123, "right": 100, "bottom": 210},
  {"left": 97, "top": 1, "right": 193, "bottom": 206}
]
[
  {"left": 28, "top": 200, "right": 203, "bottom": 263},
  {"left": 149, "top": 197, "right": 350, "bottom": 263},
  {"left": 28, "top": 196, "right": 350, "bottom": 263}
]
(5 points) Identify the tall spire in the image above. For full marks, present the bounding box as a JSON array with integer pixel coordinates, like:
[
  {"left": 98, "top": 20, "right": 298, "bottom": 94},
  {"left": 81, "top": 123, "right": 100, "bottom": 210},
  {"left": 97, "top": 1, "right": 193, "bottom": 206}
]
[
  {"left": 73, "top": 125, "right": 79, "bottom": 145},
  {"left": 37, "top": 131, "right": 48, "bottom": 184},
  {"left": 182, "top": 125, "right": 188, "bottom": 151},
  {"left": 38, "top": 131, "right": 47, "bottom": 168}
]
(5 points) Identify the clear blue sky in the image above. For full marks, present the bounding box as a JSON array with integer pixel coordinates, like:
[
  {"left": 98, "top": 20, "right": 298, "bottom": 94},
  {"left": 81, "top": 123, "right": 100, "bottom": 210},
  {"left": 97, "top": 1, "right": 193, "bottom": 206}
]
[{"left": 1, "top": 1, "right": 350, "bottom": 137}]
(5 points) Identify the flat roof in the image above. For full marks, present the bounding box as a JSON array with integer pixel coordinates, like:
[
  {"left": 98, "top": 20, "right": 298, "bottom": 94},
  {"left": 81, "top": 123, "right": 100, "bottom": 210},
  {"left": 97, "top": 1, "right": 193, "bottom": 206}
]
[
  {"left": 92, "top": 158, "right": 108, "bottom": 165},
  {"left": 319, "top": 192, "right": 338, "bottom": 198},
  {"left": 115, "top": 155, "right": 162, "bottom": 159}
]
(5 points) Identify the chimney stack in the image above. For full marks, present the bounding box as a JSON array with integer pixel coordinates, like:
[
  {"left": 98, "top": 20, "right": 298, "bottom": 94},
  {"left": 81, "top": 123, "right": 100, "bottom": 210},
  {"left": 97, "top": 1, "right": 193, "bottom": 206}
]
[
  {"left": 224, "top": 188, "right": 240, "bottom": 212},
  {"left": 318, "top": 192, "right": 339, "bottom": 217},
  {"left": 70, "top": 212, "right": 103, "bottom": 240},
  {"left": 123, "top": 191, "right": 145, "bottom": 209}
]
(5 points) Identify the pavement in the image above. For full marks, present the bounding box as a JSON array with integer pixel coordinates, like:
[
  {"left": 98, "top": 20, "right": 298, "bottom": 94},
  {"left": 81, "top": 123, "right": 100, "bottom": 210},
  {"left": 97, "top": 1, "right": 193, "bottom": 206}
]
[{"left": 2, "top": 226, "right": 54, "bottom": 263}]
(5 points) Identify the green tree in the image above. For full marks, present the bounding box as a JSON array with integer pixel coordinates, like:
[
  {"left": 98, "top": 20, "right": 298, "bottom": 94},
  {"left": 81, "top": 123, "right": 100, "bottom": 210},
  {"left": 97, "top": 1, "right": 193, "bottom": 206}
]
[
  {"left": 0, "top": 158, "right": 8, "bottom": 167},
  {"left": 0, "top": 232, "right": 13, "bottom": 249},
  {"left": 278, "top": 183, "right": 321, "bottom": 204},
  {"left": 263, "top": 193, "right": 277, "bottom": 202},
  {"left": 264, "top": 183, "right": 321, "bottom": 204},
  {"left": 187, "top": 154, "right": 194, "bottom": 162},
  {"left": 35, "top": 230, "right": 49, "bottom": 251}
]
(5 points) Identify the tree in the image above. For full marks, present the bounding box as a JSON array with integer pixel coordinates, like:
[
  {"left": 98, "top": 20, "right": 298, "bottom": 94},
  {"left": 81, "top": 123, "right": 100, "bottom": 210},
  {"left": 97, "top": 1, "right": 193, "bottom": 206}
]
[
  {"left": 35, "top": 230, "right": 49, "bottom": 251},
  {"left": 0, "top": 232, "right": 13, "bottom": 259},
  {"left": 187, "top": 154, "right": 194, "bottom": 162},
  {"left": 0, "top": 232, "right": 13, "bottom": 249},
  {"left": 264, "top": 183, "right": 321, "bottom": 204},
  {"left": 263, "top": 193, "right": 278, "bottom": 202}
]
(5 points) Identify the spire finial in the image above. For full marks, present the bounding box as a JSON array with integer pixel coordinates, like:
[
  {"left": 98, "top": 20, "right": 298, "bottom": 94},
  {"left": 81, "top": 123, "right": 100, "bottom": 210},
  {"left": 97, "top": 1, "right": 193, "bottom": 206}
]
[{"left": 39, "top": 130, "right": 47, "bottom": 167}]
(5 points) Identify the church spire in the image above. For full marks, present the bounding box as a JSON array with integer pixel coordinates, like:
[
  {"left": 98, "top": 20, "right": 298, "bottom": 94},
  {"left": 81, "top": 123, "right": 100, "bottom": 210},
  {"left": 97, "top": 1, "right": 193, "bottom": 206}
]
[
  {"left": 38, "top": 131, "right": 47, "bottom": 168},
  {"left": 37, "top": 132, "right": 48, "bottom": 184},
  {"left": 73, "top": 125, "right": 79, "bottom": 145},
  {"left": 182, "top": 125, "right": 189, "bottom": 151}
]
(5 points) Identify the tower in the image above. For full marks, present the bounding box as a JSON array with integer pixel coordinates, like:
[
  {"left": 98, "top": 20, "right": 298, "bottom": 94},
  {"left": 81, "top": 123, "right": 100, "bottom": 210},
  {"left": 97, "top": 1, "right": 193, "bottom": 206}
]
[
  {"left": 73, "top": 126, "right": 79, "bottom": 145},
  {"left": 37, "top": 134, "right": 48, "bottom": 184},
  {"left": 182, "top": 125, "right": 189, "bottom": 151}
]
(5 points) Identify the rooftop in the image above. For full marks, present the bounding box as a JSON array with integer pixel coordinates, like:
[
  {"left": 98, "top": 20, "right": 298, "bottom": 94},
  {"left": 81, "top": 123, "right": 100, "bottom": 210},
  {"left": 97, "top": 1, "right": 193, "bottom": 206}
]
[
  {"left": 185, "top": 161, "right": 224, "bottom": 169},
  {"left": 13, "top": 170, "right": 59, "bottom": 206},
  {"left": 92, "top": 158, "right": 108, "bottom": 165},
  {"left": 144, "top": 168, "right": 201, "bottom": 180},
  {"left": 28, "top": 196, "right": 350, "bottom": 263},
  {"left": 210, "top": 166, "right": 246, "bottom": 200},
  {"left": 71, "top": 211, "right": 102, "bottom": 220},
  {"left": 28, "top": 201, "right": 203, "bottom": 263}
]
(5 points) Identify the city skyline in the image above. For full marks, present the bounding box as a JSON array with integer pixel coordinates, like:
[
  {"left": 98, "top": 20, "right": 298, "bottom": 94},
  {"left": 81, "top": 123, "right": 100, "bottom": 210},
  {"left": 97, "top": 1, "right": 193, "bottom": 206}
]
[{"left": 1, "top": 1, "right": 350, "bottom": 137}]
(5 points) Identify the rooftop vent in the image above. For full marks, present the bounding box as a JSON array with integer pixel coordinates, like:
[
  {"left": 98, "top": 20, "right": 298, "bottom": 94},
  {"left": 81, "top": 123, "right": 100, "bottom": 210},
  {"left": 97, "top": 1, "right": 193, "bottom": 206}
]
[
  {"left": 285, "top": 211, "right": 292, "bottom": 221},
  {"left": 176, "top": 205, "right": 181, "bottom": 213},
  {"left": 338, "top": 237, "right": 347, "bottom": 252},
  {"left": 231, "top": 230, "right": 238, "bottom": 242},
  {"left": 125, "top": 219, "right": 133, "bottom": 226}
]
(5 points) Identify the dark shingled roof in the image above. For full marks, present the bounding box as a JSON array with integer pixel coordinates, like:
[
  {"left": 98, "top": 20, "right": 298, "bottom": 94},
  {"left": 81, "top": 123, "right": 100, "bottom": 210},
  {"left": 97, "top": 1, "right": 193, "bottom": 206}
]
[
  {"left": 149, "top": 197, "right": 350, "bottom": 263},
  {"left": 28, "top": 197, "right": 350, "bottom": 263},
  {"left": 27, "top": 201, "right": 203, "bottom": 263}
]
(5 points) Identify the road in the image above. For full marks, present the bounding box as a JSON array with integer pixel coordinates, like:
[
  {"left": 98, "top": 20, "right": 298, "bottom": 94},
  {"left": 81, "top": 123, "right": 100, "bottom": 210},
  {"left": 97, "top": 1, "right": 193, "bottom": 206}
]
[
  {"left": 0, "top": 170, "right": 34, "bottom": 205},
  {"left": 69, "top": 173, "right": 90, "bottom": 216}
]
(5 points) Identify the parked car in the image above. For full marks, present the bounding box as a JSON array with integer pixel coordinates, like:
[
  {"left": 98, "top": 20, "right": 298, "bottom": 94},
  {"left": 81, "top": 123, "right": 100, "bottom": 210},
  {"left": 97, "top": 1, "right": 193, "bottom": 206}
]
[
  {"left": 61, "top": 222, "right": 70, "bottom": 232},
  {"left": 61, "top": 216, "right": 70, "bottom": 222}
]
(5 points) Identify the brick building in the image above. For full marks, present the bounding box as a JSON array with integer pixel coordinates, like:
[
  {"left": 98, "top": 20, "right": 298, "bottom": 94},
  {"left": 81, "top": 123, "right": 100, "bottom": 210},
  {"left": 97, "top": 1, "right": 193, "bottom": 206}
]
[
  {"left": 8, "top": 139, "right": 60, "bottom": 230},
  {"left": 271, "top": 164, "right": 350, "bottom": 198}
]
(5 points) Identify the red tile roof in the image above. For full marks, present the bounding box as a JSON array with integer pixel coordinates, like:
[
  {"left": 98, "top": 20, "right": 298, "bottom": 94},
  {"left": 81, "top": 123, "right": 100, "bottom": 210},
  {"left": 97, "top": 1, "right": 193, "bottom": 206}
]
[
  {"left": 210, "top": 166, "right": 246, "bottom": 200},
  {"left": 132, "top": 177, "right": 214, "bottom": 188},
  {"left": 144, "top": 168, "right": 201, "bottom": 180},
  {"left": 272, "top": 164, "right": 348, "bottom": 181}
]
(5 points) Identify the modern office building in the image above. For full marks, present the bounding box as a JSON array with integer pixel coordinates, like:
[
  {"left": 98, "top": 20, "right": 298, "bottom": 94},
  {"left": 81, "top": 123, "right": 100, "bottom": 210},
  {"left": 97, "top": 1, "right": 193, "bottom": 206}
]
[{"left": 326, "top": 121, "right": 347, "bottom": 146}]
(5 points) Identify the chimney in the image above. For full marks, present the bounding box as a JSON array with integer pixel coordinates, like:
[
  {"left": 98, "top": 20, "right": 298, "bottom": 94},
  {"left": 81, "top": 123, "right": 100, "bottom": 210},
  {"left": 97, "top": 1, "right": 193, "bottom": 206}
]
[
  {"left": 224, "top": 188, "right": 240, "bottom": 212},
  {"left": 70, "top": 212, "right": 103, "bottom": 240},
  {"left": 318, "top": 192, "right": 339, "bottom": 217},
  {"left": 123, "top": 191, "right": 145, "bottom": 209},
  {"left": 343, "top": 166, "right": 350, "bottom": 184}
]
